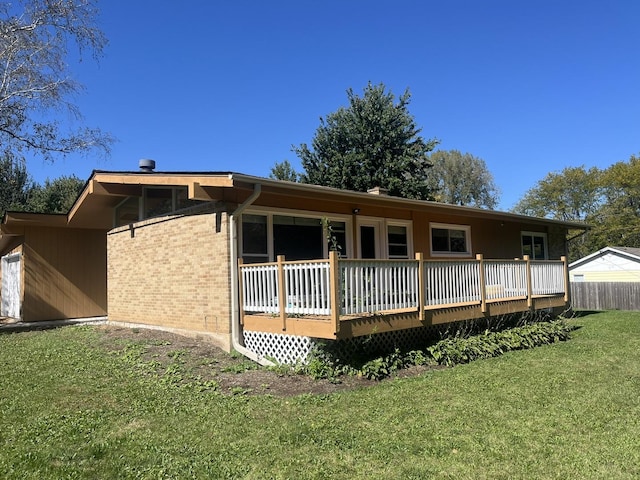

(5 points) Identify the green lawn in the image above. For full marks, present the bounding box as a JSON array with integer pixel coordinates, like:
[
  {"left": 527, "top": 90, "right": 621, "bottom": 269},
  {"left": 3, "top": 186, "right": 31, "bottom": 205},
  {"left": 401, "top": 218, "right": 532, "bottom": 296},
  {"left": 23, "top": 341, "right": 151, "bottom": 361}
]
[{"left": 1, "top": 311, "right": 639, "bottom": 479}]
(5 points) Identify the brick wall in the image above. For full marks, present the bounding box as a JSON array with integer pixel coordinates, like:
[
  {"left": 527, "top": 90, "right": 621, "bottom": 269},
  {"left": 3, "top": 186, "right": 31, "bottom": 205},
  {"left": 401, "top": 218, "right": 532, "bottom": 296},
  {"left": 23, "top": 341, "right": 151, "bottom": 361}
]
[{"left": 107, "top": 203, "right": 232, "bottom": 350}]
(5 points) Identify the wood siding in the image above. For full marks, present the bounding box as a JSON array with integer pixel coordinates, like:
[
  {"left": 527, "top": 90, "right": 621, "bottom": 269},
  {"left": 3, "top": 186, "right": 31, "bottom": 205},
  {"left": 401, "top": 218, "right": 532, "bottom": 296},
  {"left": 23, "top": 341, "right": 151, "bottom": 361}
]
[
  {"left": 22, "top": 227, "right": 107, "bottom": 321},
  {"left": 570, "top": 282, "right": 640, "bottom": 311},
  {"left": 240, "top": 192, "right": 566, "bottom": 261}
]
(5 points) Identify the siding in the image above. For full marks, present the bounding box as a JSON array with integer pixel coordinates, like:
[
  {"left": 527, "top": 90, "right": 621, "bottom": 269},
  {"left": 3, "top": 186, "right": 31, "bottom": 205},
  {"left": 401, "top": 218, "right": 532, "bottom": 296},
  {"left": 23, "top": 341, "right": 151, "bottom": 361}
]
[
  {"left": 107, "top": 203, "right": 232, "bottom": 350},
  {"left": 22, "top": 227, "right": 107, "bottom": 321}
]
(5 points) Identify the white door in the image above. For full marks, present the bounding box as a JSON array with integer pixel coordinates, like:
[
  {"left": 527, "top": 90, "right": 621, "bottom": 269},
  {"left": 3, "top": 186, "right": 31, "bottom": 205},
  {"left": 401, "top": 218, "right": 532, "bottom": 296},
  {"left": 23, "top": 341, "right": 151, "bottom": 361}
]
[{"left": 1, "top": 253, "right": 21, "bottom": 318}]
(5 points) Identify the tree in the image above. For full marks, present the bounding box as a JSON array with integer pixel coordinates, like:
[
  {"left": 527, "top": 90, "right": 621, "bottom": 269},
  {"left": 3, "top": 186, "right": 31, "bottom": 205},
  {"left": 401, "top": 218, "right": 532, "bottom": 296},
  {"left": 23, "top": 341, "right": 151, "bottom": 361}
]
[
  {"left": 293, "top": 82, "right": 439, "bottom": 199},
  {"left": 512, "top": 166, "right": 603, "bottom": 222},
  {"left": 269, "top": 160, "right": 300, "bottom": 182},
  {"left": 0, "top": 0, "right": 113, "bottom": 162},
  {"left": 427, "top": 150, "right": 500, "bottom": 209},
  {"left": 0, "top": 155, "right": 35, "bottom": 213},
  {"left": 511, "top": 158, "right": 640, "bottom": 261},
  {"left": 26, "top": 174, "right": 84, "bottom": 213}
]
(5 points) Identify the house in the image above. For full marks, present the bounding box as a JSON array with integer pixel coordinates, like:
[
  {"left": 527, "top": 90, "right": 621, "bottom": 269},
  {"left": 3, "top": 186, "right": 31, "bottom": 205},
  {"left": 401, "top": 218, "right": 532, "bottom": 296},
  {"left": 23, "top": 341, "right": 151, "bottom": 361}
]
[
  {"left": 569, "top": 246, "right": 640, "bottom": 282},
  {"left": 569, "top": 246, "right": 640, "bottom": 311},
  {"left": 0, "top": 167, "right": 587, "bottom": 363}
]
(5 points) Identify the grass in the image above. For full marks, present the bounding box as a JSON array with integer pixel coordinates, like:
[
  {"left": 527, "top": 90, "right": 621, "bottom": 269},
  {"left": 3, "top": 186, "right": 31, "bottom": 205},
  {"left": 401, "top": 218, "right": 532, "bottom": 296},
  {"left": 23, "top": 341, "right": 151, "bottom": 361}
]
[{"left": 0, "top": 311, "right": 639, "bottom": 479}]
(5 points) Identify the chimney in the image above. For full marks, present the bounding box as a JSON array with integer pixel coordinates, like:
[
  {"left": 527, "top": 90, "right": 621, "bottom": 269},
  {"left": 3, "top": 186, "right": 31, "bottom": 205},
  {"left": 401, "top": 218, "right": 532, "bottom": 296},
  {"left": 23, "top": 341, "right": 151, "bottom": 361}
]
[
  {"left": 367, "top": 186, "right": 388, "bottom": 196},
  {"left": 139, "top": 159, "right": 156, "bottom": 172}
]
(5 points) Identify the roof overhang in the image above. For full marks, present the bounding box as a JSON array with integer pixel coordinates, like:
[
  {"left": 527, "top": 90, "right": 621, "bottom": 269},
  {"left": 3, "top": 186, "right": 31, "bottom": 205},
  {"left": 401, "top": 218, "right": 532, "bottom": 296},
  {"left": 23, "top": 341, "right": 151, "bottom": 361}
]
[{"left": 4, "top": 169, "right": 590, "bottom": 234}]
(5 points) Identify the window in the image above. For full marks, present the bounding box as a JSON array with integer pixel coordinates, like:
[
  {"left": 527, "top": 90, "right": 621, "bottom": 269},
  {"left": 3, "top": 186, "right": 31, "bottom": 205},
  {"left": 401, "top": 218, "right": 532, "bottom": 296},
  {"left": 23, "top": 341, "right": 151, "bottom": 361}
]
[
  {"left": 572, "top": 274, "right": 584, "bottom": 282},
  {"left": 242, "top": 214, "right": 268, "bottom": 264},
  {"left": 274, "top": 215, "right": 323, "bottom": 261},
  {"left": 327, "top": 221, "right": 347, "bottom": 257},
  {"left": 113, "top": 187, "right": 200, "bottom": 228},
  {"left": 240, "top": 212, "right": 350, "bottom": 263},
  {"left": 521, "top": 232, "right": 547, "bottom": 260},
  {"left": 430, "top": 223, "right": 471, "bottom": 257},
  {"left": 388, "top": 225, "right": 409, "bottom": 259}
]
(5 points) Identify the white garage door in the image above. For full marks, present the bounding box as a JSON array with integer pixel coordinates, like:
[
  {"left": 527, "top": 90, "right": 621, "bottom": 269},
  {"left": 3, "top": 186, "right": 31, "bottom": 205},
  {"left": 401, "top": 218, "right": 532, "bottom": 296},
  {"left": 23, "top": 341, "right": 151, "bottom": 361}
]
[{"left": 1, "top": 253, "right": 21, "bottom": 319}]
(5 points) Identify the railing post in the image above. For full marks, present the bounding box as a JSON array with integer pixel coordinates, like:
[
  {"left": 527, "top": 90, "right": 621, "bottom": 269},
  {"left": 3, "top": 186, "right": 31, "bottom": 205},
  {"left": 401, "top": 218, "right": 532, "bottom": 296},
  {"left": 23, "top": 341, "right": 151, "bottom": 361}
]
[
  {"left": 277, "top": 255, "right": 287, "bottom": 331},
  {"left": 237, "top": 259, "right": 245, "bottom": 326},
  {"left": 477, "top": 254, "right": 487, "bottom": 313},
  {"left": 329, "top": 250, "right": 341, "bottom": 334},
  {"left": 524, "top": 255, "right": 533, "bottom": 309},
  {"left": 416, "top": 252, "right": 425, "bottom": 321},
  {"left": 561, "top": 255, "right": 569, "bottom": 303}
]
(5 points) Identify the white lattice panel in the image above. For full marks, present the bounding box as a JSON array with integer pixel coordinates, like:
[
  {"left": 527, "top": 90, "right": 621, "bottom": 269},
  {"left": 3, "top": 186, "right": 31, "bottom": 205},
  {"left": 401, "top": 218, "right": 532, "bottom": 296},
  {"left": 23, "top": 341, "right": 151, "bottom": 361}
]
[{"left": 243, "top": 331, "right": 315, "bottom": 364}]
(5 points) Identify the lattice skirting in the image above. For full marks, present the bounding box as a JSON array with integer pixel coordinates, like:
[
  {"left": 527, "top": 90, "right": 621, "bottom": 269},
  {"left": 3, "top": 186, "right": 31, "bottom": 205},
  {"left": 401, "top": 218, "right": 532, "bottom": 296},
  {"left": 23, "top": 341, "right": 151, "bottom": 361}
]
[
  {"left": 243, "top": 325, "right": 443, "bottom": 365},
  {"left": 243, "top": 331, "right": 315, "bottom": 364},
  {"left": 243, "top": 311, "right": 553, "bottom": 365}
]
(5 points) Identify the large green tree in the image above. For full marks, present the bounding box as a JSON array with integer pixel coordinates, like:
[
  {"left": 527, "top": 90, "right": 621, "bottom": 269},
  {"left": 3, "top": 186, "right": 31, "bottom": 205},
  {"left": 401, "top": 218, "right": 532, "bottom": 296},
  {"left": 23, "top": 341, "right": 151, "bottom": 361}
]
[
  {"left": 0, "top": 0, "right": 112, "bottom": 162},
  {"left": 512, "top": 157, "right": 640, "bottom": 261},
  {"left": 427, "top": 150, "right": 500, "bottom": 209},
  {"left": 26, "top": 175, "right": 85, "bottom": 214},
  {"left": 293, "top": 83, "right": 439, "bottom": 199},
  {"left": 0, "top": 156, "right": 35, "bottom": 214},
  {"left": 269, "top": 160, "right": 300, "bottom": 182},
  {"left": 512, "top": 166, "right": 603, "bottom": 222}
]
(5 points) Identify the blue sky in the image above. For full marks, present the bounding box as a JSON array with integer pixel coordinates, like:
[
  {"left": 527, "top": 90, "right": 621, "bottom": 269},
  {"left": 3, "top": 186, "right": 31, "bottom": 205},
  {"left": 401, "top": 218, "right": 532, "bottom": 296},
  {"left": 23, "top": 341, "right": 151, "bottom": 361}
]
[{"left": 28, "top": 0, "right": 640, "bottom": 210}]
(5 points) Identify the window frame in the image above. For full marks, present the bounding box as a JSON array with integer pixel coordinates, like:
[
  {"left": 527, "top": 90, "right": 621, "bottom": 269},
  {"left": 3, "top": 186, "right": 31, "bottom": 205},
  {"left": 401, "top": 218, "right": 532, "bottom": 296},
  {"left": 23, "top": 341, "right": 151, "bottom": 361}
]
[
  {"left": 386, "top": 220, "right": 413, "bottom": 259},
  {"left": 429, "top": 222, "right": 472, "bottom": 258},
  {"left": 521, "top": 231, "right": 548, "bottom": 260},
  {"left": 239, "top": 208, "right": 353, "bottom": 262}
]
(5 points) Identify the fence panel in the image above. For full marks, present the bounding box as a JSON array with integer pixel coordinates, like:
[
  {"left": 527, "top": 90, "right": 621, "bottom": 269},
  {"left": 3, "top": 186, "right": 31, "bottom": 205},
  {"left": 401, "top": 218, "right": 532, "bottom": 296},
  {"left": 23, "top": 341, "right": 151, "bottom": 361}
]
[{"left": 570, "top": 282, "right": 640, "bottom": 311}]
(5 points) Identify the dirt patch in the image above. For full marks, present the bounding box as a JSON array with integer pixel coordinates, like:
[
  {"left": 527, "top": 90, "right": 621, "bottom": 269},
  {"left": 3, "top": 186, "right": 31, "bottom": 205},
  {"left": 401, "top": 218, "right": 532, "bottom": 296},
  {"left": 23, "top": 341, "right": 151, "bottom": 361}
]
[{"left": 94, "top": 325, "right": 434, "bottom": 397}]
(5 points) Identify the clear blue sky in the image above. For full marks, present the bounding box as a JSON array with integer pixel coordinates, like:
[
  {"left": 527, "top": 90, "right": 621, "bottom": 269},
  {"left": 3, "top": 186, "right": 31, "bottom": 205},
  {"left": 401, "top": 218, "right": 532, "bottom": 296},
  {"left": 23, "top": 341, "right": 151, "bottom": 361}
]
[{"left": 28, "top": 0, "right": 640, "bottom": 210}]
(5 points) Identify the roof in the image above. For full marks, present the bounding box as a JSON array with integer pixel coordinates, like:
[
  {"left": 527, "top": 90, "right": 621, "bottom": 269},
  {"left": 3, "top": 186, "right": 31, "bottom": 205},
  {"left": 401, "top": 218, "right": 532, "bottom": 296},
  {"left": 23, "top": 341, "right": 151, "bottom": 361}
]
[
  {"left": 1, "top": 169, "right": 589, "bottom": 239},
  {"left": 64, "top": 170, "right": 590, "bottom": 230},
  {"left": 569, "top": 246, "right": 640, "bottom": 269}
]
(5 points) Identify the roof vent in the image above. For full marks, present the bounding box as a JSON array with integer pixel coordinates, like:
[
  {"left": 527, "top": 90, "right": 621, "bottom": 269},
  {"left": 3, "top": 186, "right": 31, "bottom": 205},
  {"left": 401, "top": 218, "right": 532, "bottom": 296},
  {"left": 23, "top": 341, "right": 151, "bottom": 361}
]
[
  {"left": 367, "top": 186, "right": 388, "bottom": 196},
  {"left": 139, "top": 158, "right": 156, "bottom": 172}
]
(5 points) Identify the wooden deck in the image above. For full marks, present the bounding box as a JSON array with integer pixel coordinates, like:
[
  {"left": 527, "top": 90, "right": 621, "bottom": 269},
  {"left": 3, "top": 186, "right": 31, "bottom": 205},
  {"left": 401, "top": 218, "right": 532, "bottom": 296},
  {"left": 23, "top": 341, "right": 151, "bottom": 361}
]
[{"left": 239, "top": 252, "right": 569, "bottom": 340}]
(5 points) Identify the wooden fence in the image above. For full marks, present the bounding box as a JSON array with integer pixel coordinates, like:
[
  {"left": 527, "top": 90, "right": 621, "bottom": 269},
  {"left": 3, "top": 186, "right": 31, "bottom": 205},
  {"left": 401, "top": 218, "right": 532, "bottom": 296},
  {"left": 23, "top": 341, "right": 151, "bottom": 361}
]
[{"left": 570, "top": 282, "right": 640, "bottom": 311}]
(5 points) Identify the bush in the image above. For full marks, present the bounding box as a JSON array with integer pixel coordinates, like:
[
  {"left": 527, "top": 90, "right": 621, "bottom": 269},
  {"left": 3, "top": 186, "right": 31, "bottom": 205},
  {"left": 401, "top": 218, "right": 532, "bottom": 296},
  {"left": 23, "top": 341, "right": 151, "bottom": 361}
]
[{"left": 303, "top": 319, "right": 572, "bottom": 380}]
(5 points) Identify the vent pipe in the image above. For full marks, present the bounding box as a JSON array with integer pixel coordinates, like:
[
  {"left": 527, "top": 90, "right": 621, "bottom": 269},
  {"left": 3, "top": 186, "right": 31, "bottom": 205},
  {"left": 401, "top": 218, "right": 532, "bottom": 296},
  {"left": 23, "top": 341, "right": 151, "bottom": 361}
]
[{"left": 139, "top": 159, "right": 156, "bottom": 172}]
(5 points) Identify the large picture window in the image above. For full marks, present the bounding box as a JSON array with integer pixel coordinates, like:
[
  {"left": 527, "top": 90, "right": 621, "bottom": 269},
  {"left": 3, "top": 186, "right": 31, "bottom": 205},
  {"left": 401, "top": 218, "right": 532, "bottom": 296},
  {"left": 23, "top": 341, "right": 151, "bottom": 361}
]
[
  {"left": 430, "top": 223, "right": 471, "bottom": 257},
  {"left": 521, "top": 231, "right": 547, "bottom": 260},
  {"left": 240, "top": 212, "right": 349, "bottom": 263}
]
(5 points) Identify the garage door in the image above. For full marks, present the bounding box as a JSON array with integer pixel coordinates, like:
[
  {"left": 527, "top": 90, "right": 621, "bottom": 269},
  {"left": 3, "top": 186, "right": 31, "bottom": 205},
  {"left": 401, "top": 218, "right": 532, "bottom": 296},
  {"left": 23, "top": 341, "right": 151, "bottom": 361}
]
[{"left": 1, "top": 253, "right": 21, "bottom": 319}]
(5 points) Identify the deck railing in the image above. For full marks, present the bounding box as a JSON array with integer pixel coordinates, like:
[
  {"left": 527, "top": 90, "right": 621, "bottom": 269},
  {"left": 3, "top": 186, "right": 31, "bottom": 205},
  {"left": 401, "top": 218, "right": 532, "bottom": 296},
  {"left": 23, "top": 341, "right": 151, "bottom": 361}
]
[
  {"left": 340, "top": 260, "right": 419, "bottom": 314},
  {"left": 239, "top": 253, "right": 568, "bottom": 321}
]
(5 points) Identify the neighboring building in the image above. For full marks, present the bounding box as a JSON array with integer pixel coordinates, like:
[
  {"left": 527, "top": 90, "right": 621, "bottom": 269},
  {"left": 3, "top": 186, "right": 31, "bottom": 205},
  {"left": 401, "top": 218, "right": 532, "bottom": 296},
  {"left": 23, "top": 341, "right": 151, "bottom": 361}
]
[
  {"left": 569, "top": 246, "right": 640, "bottom": 312},
  {"left": 1, "top": 169, "right": 587, "bottom": 363},
  {"left": 569, "top": 246, "right": 640, "bottom": 283}
]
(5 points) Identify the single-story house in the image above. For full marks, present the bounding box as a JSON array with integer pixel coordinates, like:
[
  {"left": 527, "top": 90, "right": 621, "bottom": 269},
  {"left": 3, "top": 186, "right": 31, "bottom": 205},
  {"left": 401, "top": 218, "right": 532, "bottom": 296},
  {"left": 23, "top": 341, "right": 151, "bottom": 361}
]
[
  {"left": 569, "top": 246, "right": 640, "bottom": 282},
  {"left": 1, "top": 167, "right": 587, "bottom": 363}
]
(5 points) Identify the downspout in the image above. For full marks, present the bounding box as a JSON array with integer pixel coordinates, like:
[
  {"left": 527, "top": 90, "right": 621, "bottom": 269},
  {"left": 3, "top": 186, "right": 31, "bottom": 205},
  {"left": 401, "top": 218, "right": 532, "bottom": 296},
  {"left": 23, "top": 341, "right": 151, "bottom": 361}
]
[{"left": 228, "top": 183, "right": 275, "bottom": 366}]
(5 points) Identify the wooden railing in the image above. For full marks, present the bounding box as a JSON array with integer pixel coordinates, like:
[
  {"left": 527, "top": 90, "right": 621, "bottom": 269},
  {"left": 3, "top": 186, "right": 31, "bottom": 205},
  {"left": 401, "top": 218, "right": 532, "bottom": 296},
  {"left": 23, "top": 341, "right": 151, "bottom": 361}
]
[{"left": 238, "top": 253, "right": 569, "bottom": 324}]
